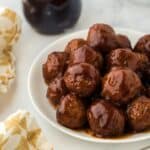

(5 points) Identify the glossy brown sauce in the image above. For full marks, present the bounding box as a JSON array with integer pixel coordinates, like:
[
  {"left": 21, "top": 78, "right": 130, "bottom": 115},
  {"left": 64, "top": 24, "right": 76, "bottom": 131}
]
[
  {"left": 49, "top": 101, "right": 150, "bottom": 139},
  {"left": 77, "top": 127, "right": 150, "bottom": 139},
  {"left": 48, "top": 98, "right": 58, "bottom": 109}
]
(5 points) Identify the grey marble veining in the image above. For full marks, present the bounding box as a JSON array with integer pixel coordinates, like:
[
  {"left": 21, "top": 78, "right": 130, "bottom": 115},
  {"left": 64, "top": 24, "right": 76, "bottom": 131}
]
[
  {"left": 1, "top": 0, "right": 149, "bottom": 33},
  {"left": 0, "top": 1, "right": 150, "bottom": 150},
  {"left": 75, "top": 0, "right": 150, "bottom": 33}
]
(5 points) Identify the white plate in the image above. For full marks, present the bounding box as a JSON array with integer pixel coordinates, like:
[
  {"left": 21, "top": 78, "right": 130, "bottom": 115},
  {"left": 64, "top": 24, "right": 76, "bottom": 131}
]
[{"left": 28, "top": 28, "right": 150, "bottom": 144}]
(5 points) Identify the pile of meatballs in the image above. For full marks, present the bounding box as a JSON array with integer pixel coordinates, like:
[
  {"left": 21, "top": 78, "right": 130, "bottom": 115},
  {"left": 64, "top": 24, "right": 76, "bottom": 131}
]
[{"left": 43, "top": 23, "right": 150, "bottom": 138}]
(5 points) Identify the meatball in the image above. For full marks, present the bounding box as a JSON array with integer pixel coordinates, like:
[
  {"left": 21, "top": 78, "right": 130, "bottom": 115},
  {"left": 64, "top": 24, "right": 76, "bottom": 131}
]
[
  {"left": 87, "top": 24, "right": 118, "bottom": 54},
  {"left": 47, "top": 76, "right": 67, "bottom": 106},
  {"left": 64, "top": 63, "right": 100, "bottom": 97},
  {"left": 140, "top": 62, "right": 150, "bottom": 97},
  {"left": 116, "top": 34, "right": 132, "bottom": 49},
  {"left": 107, "top": 48, "right": 149, "bottom": 74},
  {"left": 65, "top": 38, "right": 87, "bottom": 54},
  {"left": 43, "top": 52, "right": 68, "bottom": 84},
  {"left": 57, "top": 94, "right": 86, "bottom": 129},
  {"left": 140, "top": 62, "right": 150, "bottom": 90},
  {"left": 102, "top": 67, "right": 142, "bottom": 105},
  {"left": 134, "top": 34, "right": 150, "bottom": 59},
  {"left": 87, "top": 100, "right": 125, "bottom": 137},
  {"left": 69, "top": 45, "right": 103, "bottom": 69},
  {"left": 146, "top": 87, "right": 150, "bottom": 98},
  {"left": 127, "top": 96, "right": 150, "bottom": 132}
]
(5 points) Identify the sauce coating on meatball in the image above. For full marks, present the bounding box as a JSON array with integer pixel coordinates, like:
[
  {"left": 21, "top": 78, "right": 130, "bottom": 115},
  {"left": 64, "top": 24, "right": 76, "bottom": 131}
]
[
  {"left": 65, "top": 38, "right": 87, "bottom": 54},
  {"left": 47, "top": 76, "right": 67, "bottom": 106},
  {"left": 102, "top": 67, "right": 142, "bottom": 105},
  {"left": 116, "top": 34, "right": 132, "bottom": 49},
  {"left": 87, "top": 24, "right": 118, "bottom": 54},
  {"left": 127, "top": 96, "right": 150, "bottom": 132},
  {"left": 64, "top": 63, "right": 100, "bottom": 97},
  {"left": 87, "top": 100, "right": 125, "bottom": 137},
  {"left": 43, "top": 52, "right": 68, "bottom": 84},
  {"left": 134, "top": 34, "right": 150, "bottom": 59},
  {"left": 107, "top": 48, "right": 149, "bottom": 74},
  {"left": 57, "top": 94, "right": 86, "bottom": 129},
  {"left": 69, "top": 45, "right": 103, "bottom": 69}
]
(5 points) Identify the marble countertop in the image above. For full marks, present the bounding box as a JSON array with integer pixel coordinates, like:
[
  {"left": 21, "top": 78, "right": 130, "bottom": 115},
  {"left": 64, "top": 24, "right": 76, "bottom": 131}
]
[{"left": 0, "top": 0, "right": 150, "bottom": 150}]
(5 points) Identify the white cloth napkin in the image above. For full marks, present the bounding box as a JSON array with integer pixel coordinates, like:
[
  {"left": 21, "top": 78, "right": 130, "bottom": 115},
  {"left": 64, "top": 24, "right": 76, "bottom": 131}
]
[{"left": 0, "top": 110, "right": 52, "bottom": 150}]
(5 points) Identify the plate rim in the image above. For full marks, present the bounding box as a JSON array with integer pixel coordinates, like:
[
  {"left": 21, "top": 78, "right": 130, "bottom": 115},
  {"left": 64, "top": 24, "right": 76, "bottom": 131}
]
[{"left": 28, "top": 27, "right": 150, "bottom": 144}]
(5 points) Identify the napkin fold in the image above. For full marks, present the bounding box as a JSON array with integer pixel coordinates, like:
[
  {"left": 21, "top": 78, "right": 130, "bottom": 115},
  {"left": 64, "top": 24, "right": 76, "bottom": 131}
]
[
  {"left": 0, "top": 7, "right": 21, "bottom": 94},
  {"left": 0, "top": 110, "right": 52, "bottom": 150}
]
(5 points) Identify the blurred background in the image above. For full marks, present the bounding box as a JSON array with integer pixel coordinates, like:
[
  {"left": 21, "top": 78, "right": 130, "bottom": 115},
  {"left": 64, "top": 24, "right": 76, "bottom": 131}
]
[
  {"left": 0, "top": 0, "right": 150, "bottom": 149},
  {"left": 1, "top": 0, "right": 150, "bottom": 33}
]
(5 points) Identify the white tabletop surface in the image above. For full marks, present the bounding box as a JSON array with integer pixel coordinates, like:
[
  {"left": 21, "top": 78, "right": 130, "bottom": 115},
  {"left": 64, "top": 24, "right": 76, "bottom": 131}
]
[{"left": 0, "top": 0, "right": 150, "bottom": 150}]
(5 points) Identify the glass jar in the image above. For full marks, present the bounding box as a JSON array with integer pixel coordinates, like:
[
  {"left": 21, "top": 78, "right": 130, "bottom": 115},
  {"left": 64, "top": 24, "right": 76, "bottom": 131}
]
[{"left": 23, "top": 0, "right": 81, "bottom": 34}]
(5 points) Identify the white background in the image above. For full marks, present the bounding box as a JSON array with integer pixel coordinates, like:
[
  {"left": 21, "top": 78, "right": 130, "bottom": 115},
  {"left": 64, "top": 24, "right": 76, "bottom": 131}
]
[{"left": 0, "top": 0, "right": 150, "bottom": 149}]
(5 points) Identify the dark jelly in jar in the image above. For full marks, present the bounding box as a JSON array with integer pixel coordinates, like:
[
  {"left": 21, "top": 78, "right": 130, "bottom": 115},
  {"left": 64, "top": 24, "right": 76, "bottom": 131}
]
[{"left": 23, "top": 0, "right": 81, "bottom": 34}]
